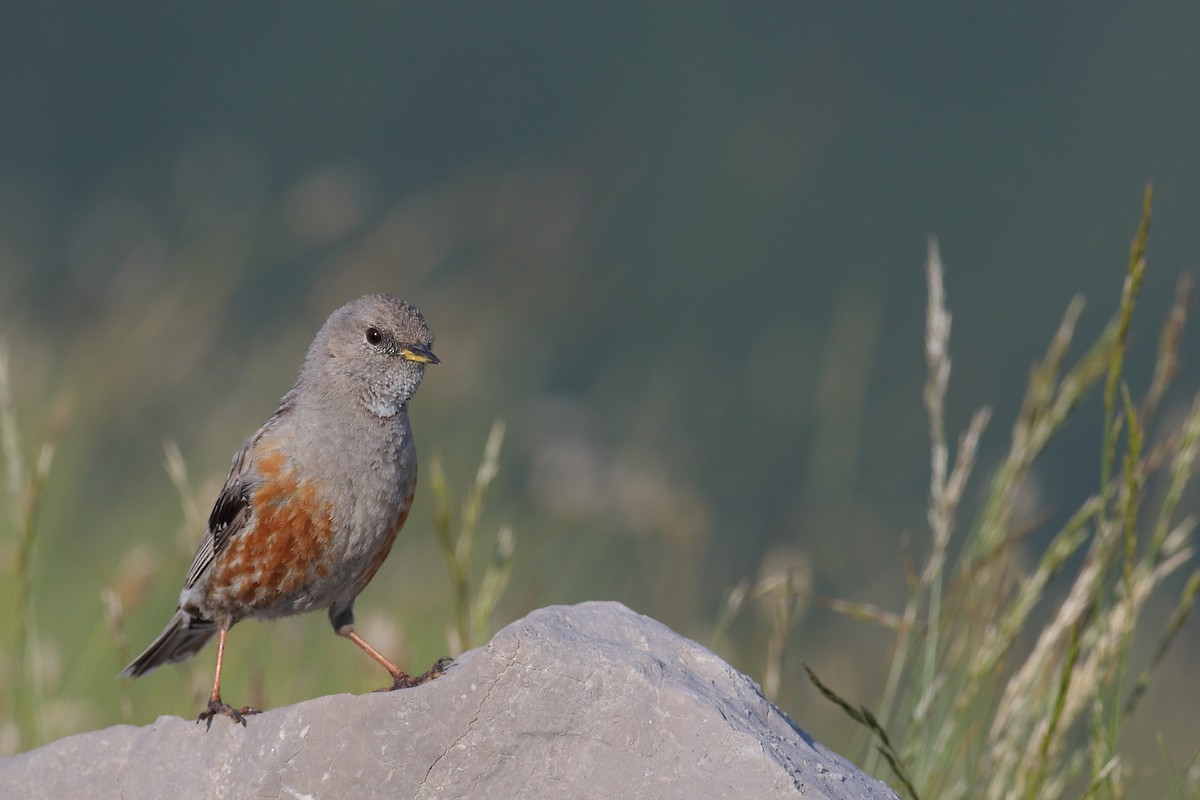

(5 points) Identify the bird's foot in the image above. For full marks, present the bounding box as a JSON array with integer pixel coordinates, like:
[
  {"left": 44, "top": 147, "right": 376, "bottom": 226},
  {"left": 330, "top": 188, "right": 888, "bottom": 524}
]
[
  {"left": 379, "top": 656, "right": 454, "bottom": 692},
  {"left": 197, "top": 697, "right": 262, "bottom": 729}
]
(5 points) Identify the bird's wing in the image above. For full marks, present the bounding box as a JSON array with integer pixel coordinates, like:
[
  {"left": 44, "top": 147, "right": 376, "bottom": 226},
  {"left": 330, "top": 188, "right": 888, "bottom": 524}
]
[{"left": 182, "top": 393, "right": 296, "bottom": 590}]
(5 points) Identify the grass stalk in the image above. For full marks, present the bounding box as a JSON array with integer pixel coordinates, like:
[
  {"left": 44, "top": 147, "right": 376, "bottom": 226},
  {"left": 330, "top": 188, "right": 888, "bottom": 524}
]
[
  {"left": 431, "top": 420, "right": 514, "bottom": 652},
  {"left": 807, "top": 188, "right": 1198, "bottom": 799},
  {"left": 0, "top": 340, "right": 61, "bottom": 750}
]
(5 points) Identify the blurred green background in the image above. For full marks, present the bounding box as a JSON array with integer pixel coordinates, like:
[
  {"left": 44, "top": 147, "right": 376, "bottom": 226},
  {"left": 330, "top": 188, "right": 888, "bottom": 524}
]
[{"left": 1, "top": 0, "right": 1198, "bottom": 785}]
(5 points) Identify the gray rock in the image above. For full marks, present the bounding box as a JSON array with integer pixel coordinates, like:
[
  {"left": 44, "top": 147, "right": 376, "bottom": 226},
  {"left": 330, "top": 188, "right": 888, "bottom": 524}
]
[{"left": 1, "top": 601, "right": 898, "bottom": 799}]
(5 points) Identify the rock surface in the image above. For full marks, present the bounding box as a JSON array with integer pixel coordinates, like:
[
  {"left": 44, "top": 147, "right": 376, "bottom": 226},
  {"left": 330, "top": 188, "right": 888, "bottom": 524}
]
[{"left": 1, "top": 601, "right": 898, "bottom": 799}]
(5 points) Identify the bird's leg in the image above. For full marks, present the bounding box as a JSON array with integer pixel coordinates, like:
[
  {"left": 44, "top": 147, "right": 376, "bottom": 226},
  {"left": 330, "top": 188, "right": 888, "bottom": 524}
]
[
  {"left": 338, "top": 627, "right": 452, "bottom": 691},
  {"left": 197, "top": 628, "right": 262, "bottom": 728}
]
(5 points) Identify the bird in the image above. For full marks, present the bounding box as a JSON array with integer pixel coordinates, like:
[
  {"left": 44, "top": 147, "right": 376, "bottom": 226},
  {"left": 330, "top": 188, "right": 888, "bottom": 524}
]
[{"left": 120, "top": 293, "right": 448, "bottom": 727}]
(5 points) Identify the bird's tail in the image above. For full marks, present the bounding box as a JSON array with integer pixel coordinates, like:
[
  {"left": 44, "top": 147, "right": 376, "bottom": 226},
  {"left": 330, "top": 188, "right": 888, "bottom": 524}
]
[{"left": 119, "top": 609, "right": 217, "bottom": 678}]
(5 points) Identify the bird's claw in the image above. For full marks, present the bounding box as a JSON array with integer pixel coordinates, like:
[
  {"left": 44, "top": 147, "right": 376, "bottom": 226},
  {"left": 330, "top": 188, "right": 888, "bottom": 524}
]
[
  {"left": 197, "top": 698, "right": 262, "bottom": 729},
  {"left": 379, "top": 656, "right": 454, "bottom": 692}
]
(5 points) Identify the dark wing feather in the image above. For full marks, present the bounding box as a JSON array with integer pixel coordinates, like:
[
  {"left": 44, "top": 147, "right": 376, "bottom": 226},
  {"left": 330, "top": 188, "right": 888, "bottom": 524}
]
[
  {"left": 182, "top": 478, "right": 251, "bottom": 589},
  {"left": 181, "top": 394, "right": 296, "bottom": 590}
]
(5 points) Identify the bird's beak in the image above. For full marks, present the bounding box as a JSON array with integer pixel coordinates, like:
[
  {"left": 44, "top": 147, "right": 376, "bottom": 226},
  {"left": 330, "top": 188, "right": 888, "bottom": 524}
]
[{"left": 400, "top": 343, "right": 440, "bottom": 365}]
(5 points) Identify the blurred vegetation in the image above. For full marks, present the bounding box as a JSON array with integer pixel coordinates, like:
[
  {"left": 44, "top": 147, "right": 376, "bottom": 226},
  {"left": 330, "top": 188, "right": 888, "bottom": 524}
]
[
  {"left": 802, "top": 194, "right": 1200, "bottom": 799},
  {"left": 2, "top": 6, "right": 1200, "bottom": 798}
]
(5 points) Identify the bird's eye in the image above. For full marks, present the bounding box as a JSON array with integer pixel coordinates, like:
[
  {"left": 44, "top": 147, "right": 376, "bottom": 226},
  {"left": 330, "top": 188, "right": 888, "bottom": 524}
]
[{"left": 365, "top": 327, "right": 383, "bottom": 345}]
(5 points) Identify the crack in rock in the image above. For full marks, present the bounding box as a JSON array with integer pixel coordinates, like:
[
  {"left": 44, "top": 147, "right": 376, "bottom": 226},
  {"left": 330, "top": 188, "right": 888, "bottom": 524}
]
[{"left": 418, "top": 636, "right": 524, "bottom": 798}]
